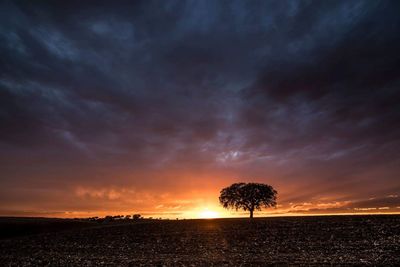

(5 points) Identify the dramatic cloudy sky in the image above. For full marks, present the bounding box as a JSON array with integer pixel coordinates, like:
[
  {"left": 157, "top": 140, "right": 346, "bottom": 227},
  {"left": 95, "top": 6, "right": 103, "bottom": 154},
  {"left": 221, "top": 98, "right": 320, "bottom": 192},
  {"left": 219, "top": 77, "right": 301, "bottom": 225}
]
[{"left": 1, "top": 0, "right": 399, "bottom": 218}]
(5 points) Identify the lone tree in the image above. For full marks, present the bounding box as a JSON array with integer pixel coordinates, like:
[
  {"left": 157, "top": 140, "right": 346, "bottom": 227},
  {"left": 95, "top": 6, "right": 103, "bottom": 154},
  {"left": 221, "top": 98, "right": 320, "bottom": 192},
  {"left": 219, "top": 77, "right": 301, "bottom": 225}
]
[{"left": 219, "top": 182, "right": 277, "bottom": 218}]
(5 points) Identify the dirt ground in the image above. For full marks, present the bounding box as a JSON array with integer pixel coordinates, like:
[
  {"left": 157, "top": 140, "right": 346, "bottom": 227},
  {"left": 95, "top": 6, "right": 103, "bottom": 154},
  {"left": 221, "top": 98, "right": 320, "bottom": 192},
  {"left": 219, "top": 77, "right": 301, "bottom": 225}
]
[{"left": 0, "top": 215, "right": 399, "bottom": 266}]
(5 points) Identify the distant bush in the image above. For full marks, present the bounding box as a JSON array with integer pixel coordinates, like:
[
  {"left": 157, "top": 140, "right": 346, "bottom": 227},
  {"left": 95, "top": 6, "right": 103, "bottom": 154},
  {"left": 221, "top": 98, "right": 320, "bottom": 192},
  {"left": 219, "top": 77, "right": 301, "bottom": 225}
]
[{"left": 132, "top": 214, "right": 141, "bottom": 220}]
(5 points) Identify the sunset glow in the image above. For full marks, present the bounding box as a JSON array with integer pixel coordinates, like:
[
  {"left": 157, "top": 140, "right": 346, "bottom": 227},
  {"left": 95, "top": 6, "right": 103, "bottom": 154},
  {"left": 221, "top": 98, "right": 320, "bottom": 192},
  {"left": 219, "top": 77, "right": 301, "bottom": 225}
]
[
  {"left": 1, "top": 1, "right": 400, "bottom": 220},
  {"left": 197, "top": 209, "right": 219, "bottom": 219}
]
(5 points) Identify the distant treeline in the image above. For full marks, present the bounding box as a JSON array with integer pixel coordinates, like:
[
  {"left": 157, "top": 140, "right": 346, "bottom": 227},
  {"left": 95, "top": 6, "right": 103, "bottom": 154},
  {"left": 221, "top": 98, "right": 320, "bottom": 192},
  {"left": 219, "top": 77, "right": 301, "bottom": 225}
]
[{"left": 74, "top": 214, "right": 179, "bottom": 222}]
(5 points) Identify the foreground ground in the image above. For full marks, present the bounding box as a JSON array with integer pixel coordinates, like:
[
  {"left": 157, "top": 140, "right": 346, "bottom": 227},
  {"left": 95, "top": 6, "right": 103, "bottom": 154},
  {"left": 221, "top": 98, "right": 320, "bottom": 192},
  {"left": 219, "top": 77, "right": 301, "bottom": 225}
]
[{"left": 0, "top": 215, "right": 399, "bottom": 266}]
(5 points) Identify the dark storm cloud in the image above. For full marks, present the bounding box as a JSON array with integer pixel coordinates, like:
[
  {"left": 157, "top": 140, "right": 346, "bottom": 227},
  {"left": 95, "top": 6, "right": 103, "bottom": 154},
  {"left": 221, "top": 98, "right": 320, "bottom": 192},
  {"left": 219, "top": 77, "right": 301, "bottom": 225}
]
[
  {"left": 0, "top": 0, "right": 399, "bottom": 215},
  {"left": 235, "top": 0, "right": 400, "bottom": 190}
]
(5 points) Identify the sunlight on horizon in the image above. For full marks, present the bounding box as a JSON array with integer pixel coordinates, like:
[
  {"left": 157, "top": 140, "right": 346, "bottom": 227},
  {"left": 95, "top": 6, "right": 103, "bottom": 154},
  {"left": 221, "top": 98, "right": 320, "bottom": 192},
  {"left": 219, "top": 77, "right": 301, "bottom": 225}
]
[{"left": 197, "top": 208, "right": 219, "bottom": 219}]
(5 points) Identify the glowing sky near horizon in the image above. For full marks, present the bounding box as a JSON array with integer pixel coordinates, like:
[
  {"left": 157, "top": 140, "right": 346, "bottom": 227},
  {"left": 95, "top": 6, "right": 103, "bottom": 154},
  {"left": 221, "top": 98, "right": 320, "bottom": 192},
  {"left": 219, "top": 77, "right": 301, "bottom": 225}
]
[{"left": 0, "top": 1, "right": 400, "bottom": 218}]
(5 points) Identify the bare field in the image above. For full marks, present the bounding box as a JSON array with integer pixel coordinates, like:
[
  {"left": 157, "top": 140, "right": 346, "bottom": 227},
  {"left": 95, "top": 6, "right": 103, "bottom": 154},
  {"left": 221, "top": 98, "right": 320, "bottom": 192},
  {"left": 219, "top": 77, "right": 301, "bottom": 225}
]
[{"left": 0, "top": 215, "right": 399, "bottom": 266}]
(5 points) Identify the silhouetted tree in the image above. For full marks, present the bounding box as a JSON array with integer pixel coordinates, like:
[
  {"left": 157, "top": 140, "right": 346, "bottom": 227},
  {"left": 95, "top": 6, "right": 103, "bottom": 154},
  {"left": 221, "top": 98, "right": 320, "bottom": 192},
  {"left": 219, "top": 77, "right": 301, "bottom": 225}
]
[
  {"left": 104, "top": 215, "right": 114, "bottom": 222},
  {"left": 132, "top": 214, "right": 141, "bottom": 220},
  {"left": 219, "top": 182, "right": 277, "bottom": 218}
]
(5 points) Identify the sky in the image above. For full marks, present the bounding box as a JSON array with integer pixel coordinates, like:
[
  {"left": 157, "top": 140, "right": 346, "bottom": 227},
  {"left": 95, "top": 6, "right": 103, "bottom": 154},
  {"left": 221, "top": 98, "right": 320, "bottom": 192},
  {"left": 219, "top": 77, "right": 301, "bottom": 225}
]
[{"left": 0, "top": 0, "right": 400, "bottom": 218}]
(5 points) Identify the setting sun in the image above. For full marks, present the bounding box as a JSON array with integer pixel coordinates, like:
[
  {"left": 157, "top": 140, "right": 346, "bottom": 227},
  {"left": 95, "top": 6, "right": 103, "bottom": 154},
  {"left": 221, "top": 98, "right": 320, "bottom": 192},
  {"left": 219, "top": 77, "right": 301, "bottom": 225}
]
[{"left": 198, "top": 209, "right": 219, "bottom": 219}]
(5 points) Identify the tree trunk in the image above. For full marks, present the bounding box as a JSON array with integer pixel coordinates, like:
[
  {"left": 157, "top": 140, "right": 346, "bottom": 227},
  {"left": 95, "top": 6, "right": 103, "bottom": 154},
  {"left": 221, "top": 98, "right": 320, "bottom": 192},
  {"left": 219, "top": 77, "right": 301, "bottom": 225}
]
[{"left": 249, "top": 209, "right": 254, "bottom": 219}]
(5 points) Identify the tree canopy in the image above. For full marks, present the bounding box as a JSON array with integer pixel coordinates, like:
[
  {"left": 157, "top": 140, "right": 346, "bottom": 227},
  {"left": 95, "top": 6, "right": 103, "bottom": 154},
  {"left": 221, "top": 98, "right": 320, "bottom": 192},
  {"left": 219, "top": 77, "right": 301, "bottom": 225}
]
[{"left": 219, "top": 182, "right": 277, "bottom": 218}]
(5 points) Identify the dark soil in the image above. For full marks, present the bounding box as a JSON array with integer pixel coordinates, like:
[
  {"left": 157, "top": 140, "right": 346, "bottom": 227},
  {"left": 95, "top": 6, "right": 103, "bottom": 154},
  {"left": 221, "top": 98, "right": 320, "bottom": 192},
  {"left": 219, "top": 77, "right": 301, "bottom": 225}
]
[
  {"left": 0, "top": 215, "right": 399, "bottom": 266},
  {"left": 0, "top": 217, "right": 97, "bottom": 239}
]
